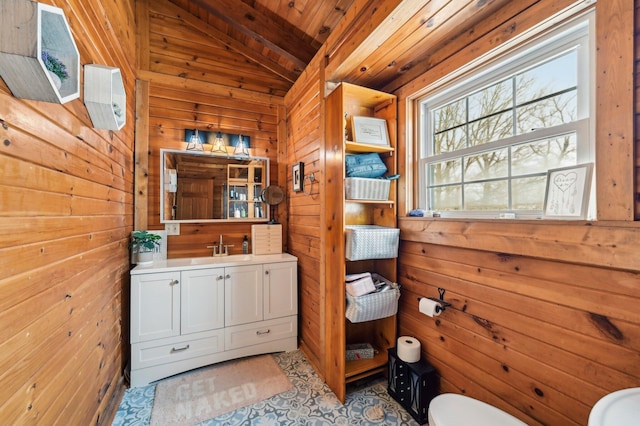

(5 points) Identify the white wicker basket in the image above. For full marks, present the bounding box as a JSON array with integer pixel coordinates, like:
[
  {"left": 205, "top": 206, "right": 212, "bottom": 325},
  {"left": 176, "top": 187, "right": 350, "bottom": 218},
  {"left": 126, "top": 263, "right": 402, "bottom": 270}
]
[
  {"left": 345, "top": 225, "right": 399, "bottom": 260},
  {"left": 345, "top": 177, "right": 390, "bottom": 200},
  {"left": 346, "top": 274, "right": 399, "bottom": 323}
]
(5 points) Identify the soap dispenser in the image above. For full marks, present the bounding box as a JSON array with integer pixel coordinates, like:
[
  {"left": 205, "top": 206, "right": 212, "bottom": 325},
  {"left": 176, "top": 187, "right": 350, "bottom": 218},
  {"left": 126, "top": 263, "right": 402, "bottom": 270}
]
[{"left": 242, "top": 235, "right": 249, "bottom": 254}]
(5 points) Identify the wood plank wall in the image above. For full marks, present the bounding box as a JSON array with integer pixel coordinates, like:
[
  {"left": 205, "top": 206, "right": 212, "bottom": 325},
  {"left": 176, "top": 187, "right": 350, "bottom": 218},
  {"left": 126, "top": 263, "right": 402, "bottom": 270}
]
[
  {"left": 284, "top": 0, "right": 639, "bottom": 425},
  {"left": 392, "top": 1, "right": 639, "bottom": 425},
  {"left": 283, "top": 55, "right": 325, "bottom": 376},
  {"left": 0, "top": 0, "right": 136, "bottom": 424},
  {"left": 136, "top": 0, "right": 288, "bottom": 257}
]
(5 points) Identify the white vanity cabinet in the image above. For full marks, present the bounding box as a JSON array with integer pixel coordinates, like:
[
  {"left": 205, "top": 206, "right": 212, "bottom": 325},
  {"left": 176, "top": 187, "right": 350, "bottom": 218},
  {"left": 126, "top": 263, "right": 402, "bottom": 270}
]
[{"left": 129, "top": 253, "right": 297, "bottom": 387}]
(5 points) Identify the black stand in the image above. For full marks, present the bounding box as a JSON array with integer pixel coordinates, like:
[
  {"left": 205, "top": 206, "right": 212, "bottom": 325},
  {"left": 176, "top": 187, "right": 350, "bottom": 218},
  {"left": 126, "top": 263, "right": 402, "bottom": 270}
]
[{"left": 387, "top": 347, "right": 439, "bottom": 424}]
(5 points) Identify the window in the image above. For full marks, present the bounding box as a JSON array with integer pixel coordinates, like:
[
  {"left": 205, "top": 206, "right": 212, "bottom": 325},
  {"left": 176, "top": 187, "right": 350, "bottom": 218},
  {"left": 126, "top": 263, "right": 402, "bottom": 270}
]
[{"left": 418, "top": 12, "right": 594, "bottom": 219}]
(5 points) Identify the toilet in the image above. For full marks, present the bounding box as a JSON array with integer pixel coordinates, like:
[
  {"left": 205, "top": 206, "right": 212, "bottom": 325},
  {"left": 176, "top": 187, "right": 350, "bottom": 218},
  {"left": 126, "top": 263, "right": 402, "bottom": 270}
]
[{"left": 428, "top": 393, "right": 528, "bottom": 426}]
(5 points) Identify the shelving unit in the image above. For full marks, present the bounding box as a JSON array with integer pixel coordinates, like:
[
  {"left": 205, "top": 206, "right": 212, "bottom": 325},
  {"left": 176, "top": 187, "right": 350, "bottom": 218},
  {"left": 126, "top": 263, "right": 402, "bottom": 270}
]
[
  {"left": 324, "top": 82, "right": 398, "bottom": 402},
  {"left": 0, "top": 1, "right": 80, "bottom": 103},
  {"left": 84, "top": 64, "right": 126, "bottom": 130},
  {"left": 226, "top": 163, "right": 265, "bottom": 219}
]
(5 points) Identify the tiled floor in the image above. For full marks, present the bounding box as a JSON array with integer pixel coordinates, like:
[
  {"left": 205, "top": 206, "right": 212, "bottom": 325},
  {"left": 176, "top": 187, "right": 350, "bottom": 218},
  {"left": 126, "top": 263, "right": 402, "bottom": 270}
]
[{"left": 112, "top": 350, "right": 420, "bottom": 425}]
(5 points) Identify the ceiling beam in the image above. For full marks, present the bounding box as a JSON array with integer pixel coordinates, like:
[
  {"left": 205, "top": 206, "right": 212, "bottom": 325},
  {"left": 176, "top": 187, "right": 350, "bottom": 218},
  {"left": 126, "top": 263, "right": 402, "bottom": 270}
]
[
  {"left": 158, "top": 0, "right": 299, "bottom": 83},
  {"left": 189, "top": 0, "right": 315, "bottom": 70}
]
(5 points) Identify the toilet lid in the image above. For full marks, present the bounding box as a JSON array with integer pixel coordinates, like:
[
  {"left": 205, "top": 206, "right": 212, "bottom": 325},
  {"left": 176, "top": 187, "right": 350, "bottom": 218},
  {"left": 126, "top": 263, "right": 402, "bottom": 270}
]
[
  {"left": 429, "top": 394, "right": 528, "bottom": 426},
  {"left": 588, "top": 387, "right": 640, "bottom": 426}
]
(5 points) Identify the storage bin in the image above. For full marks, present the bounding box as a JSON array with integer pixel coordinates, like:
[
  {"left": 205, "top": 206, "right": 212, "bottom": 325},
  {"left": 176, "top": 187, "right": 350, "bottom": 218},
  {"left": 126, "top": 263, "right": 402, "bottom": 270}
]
[
  {"left": 346, "top": 274, "right": 400, "bottom": 323},
  {"left": 345, "top": 177, "right": 390, "bottom": 201},
  {"left": 346, "top": 343, "right": 375, "bottom": 360},
  {"left": 345, "top": 225, "right": 399, "bottom": 261}
]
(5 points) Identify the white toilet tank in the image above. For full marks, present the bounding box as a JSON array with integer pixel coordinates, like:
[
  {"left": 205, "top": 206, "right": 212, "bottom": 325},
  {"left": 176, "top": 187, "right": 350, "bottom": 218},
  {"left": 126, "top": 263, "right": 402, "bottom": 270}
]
[{"left": 428, "top": 393, "right": 528, "bottom": 426}]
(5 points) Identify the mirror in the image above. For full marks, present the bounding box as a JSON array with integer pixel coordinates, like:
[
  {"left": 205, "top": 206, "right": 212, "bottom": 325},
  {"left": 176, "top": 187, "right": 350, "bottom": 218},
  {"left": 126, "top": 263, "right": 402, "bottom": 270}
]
[{"left": 161, "top": 149, "right": 270, "bottom": 223}]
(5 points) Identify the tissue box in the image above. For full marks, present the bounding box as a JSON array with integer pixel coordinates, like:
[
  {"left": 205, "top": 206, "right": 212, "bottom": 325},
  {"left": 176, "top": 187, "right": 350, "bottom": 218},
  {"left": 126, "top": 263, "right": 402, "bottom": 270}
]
[
  {"left": 345, "top": 225, "right": 399, "bottom": 261},
  {"left": 346, "top": 343, "right": 375, "bottom": 361}
]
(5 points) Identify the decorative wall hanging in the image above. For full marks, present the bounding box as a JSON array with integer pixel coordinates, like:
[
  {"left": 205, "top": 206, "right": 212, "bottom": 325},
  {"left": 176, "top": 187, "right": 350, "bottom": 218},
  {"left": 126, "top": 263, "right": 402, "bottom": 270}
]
[
  {"left": 0, "top": 1, "right": 80, "bottom": 103},
  {"left": 84, "top": 64, "right": 126, "bottom": 130},
  {"left": 292, "top": 162, "right": 304, "bottom": 192}
]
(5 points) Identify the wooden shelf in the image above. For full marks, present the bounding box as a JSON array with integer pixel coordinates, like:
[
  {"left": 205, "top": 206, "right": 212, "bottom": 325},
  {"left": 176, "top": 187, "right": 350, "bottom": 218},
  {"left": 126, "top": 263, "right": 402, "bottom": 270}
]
[
  {"left": 84, "top": 64, "right": 126, "bottom": 130},
  {"left": 0, "top": 1, "right": 80, "bottom": 103},
  {"left": 345, "top": 349, "right": 388, "bottom": 383},
  {"left": 345, "top": 141, "right": 394, "bottom": 154},
  {"left": 346, "top": 199, "right": 395, "bottom": 205}
]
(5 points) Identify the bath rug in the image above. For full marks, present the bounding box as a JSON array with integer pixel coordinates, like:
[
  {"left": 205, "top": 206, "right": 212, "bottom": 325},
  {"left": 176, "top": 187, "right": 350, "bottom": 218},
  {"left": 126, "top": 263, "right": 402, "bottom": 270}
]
[{"left": 150, "top": 354, "right": 292, "bottom": 425}]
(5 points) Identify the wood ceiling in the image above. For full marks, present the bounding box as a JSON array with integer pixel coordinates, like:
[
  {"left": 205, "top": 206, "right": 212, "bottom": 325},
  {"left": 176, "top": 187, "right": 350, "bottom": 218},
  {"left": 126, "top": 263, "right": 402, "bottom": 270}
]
[{"left": 170, "top": 0, "right": 528, "bottom": 93}]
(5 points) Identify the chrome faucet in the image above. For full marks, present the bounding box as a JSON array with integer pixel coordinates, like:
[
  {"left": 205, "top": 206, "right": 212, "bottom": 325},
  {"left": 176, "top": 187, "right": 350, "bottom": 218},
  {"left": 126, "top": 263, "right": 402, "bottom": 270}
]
[{"left": 207, "top": 234, "right": 233, "bottom": 256}]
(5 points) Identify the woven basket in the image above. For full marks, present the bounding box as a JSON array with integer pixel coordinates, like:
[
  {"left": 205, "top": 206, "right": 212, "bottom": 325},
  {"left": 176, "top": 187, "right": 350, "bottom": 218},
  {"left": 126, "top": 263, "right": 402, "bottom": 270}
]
[
  {"left": 345, "top": 225, "right": 399, "bottom": 261},
  {"left": 346, "top": 274, "right": 400, "bottom": 323},
  {"left": 345, "top": 177, "right": 390, "bottom": 200}
]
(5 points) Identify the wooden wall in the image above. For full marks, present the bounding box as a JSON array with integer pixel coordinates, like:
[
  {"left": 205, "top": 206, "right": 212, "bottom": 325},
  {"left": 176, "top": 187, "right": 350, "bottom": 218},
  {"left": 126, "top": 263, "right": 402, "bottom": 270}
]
[
  {"left": 392, "top": 1, "right": 639, "bottom": 425},
  {"left": 285, "top": 0, "right": 639, "bottom": 425},
  {"left": 283, "top": 57, "right": 325, "bottom": 374},
  {"left": 135, "top": 0, "right": 289, "bottom": 256},
  {"left": 0, "top": 0, "right": 136, "bottom": 424}
]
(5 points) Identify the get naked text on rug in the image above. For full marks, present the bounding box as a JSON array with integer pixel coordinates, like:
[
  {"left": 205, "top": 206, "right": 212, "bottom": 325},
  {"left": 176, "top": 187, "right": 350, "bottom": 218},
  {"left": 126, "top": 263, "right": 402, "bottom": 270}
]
[{"left": 150, "top": 354, "right": 293, "bottom": 425}]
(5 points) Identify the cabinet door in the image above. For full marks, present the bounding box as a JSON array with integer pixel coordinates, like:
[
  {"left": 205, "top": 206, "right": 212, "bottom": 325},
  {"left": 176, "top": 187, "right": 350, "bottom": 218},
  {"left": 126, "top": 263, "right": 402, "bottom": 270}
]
[
  {"left": 181, "top": 268, "right": 225, "bottom": 335},
  {"left": 224, "top": 264, "right": 263, "bottom": 326},
  {"left": 264, "top": 261, "right": 297, "bottom": 320},
  {"left": 131, "top": 272, "right": 180, "bottom": 343}
]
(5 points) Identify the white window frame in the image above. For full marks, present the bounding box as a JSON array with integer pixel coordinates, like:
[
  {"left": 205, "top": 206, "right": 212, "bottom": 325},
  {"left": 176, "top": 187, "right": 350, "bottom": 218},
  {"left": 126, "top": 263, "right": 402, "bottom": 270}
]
[{"left": 417, "top": 10, "right": 595, "bottom": 220}]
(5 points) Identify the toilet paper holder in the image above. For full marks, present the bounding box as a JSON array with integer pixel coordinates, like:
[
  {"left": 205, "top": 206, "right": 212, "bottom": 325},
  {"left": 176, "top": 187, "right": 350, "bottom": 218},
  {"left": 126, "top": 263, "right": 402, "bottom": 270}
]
[{"left": 417, "top": 287, "right": 451, "bottom": 313}]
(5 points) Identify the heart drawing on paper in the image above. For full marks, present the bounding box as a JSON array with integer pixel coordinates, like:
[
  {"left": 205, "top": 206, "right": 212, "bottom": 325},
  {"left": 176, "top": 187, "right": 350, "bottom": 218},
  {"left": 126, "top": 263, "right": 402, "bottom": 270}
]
[{"left": 553, "top": 172, "right": 577, "bottom": 192}]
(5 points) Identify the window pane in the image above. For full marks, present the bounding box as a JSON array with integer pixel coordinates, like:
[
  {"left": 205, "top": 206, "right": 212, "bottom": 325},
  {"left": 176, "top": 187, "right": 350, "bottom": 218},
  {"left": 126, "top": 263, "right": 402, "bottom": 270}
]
[
  {"left": 517, "top": 92, "right": 577, "bottom": 134},
  {"left": 468, "top": 80, "right": 512, "bottom": 121},
  {"left": 511, "top": 134, "right": 577, "bottom": 176},
  {"left": 512, "top": 176, "right": 546, "bottom": 210},
  {"left": 433, "top": 98, "right": 466, "bottom": 133},
  {"left": 430, "top": 185, "right": 461, "bottom": 211},
  {"left": 428, "top": 159, "right": 462, "bottom": 185},
  {"left": 516, "top": 50, "right": 577, "bottom": 105},
  {"left": 464, "top": 180, "right": 508, "bottom": 210},
  {"left": 464, "top": 148, "right": 508, "bottom": 182},
  {"left": 434, "top": 127, "right": 466, "bottom": 154},
  {"left": 469, "top": 111, "right": 513, "bottom": 146}
]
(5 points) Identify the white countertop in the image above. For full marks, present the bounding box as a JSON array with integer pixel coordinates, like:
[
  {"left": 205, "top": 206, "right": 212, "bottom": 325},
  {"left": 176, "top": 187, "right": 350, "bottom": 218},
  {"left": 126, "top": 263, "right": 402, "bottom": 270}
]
[{"left": 131, "top": 252, "right": 298, "bottom": 274}]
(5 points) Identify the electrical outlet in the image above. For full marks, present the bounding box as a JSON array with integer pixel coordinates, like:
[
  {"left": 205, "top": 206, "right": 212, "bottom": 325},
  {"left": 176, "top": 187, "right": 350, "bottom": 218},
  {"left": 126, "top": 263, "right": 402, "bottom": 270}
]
[{"left": 165, "top": 223, "right": 180, "bottom": 235}]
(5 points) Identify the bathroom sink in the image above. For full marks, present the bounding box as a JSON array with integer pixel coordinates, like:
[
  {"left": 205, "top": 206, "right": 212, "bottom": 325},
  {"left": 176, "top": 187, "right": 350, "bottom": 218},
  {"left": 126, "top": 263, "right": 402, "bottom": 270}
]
[
  {"left": 589, "top": 387, "right": 640, "bottom": 426},
  {"left": 189, "top": 254, "right": 254, "bottom": 265}
]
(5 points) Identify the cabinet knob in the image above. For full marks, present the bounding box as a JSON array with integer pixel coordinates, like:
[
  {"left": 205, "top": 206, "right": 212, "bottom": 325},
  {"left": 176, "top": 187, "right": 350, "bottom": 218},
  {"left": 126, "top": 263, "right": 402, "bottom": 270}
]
[
  {"left": 216, "top": 275, "right": 224, "bottom": 281},
  {"left": 225, "top": 274, "right": 231, "bottom": 279},
  {"left": 169, "top": 279, "right": 179, "bottom": 286},
  {"left": 265, "top": 270, "right": 269, "bottom": 275}
]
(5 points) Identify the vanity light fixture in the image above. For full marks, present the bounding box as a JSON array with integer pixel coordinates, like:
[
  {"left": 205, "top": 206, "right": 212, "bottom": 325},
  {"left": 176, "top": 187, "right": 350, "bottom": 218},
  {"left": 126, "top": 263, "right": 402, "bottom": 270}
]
[
  {"left": 233, "top": 134, "right": 250, "bottom": 156},
  {"left": 185, "top": 128, "right": 204, "bottom": 151},
  {"left": 211, "top": 131, "right": 228, "bottom": 156}
]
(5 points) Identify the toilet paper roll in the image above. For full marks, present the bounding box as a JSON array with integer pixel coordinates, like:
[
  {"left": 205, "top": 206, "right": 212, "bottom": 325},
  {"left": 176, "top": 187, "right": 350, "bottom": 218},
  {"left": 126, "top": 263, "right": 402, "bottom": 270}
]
[
  {"left": 397, "top": 336, "right": 421, "bottom": 363},
  {"left": 419, "top": 298, "right": 442, "bottom": 317}
]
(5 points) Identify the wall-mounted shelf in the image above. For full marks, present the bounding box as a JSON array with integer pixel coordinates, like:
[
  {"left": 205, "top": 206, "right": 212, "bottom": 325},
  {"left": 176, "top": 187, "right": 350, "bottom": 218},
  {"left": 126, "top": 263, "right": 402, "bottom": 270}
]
[
  {"left": 0, "top": 1, "right": 80, "bottom": 104},
  {"left": 345, "top": 141, "right": 394, "bottom": 154},
  {"left": 84, "top": 64, "right": 126, "bottom": 130}
]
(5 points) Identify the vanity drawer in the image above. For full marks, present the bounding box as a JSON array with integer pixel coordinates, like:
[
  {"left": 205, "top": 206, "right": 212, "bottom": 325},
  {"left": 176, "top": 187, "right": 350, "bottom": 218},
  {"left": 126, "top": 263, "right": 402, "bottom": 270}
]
[
  {"left": 225, "top": 316, "right": 297, "bottom": 350},
  {"left": 131, "top": 329, "right": 225, "bottom": 370}
]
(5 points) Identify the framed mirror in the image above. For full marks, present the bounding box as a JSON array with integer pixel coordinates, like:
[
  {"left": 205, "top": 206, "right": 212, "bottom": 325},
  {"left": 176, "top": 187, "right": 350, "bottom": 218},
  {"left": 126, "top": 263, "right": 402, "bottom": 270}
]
[{"left": 161, "top": 149, "right": 270, "bottom": 223}]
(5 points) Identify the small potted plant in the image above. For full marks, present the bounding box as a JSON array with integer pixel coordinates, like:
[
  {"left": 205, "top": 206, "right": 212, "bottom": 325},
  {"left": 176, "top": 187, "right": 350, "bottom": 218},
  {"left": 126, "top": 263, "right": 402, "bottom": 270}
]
[
  {"left": 41, "top": 50, "right": 69, "bottom": 90},
  {"left": 130, "top": 230, "right": 162, "bottom": 265}
]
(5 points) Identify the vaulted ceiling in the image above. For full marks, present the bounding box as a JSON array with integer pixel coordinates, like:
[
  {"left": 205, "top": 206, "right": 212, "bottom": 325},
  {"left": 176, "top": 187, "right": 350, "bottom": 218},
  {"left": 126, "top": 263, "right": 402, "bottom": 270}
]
[{"left": 170, "top": 0, "right": 533, "bottom": 93}]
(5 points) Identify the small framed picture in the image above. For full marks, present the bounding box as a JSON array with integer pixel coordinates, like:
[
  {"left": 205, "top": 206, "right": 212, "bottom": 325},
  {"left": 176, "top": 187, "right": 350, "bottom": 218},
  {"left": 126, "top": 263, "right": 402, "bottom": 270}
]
[
  {"left": 292, "top": 162, "right": 304, "bottom": 192},
  {"left": 543, "top": 163, "right": 593, "bottom": 220},
  {"left": 351, "top": 116, "right": 389, "bottom": 146}
]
